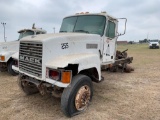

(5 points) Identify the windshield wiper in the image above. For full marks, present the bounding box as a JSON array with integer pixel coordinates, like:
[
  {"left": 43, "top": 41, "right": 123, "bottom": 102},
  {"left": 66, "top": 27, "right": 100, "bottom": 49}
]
[
  {"left": 60, "top": 31, "right": 67, "bottom": 32},
  {"left": 74, "top": 30, "right": 89, "bottom": 33}
]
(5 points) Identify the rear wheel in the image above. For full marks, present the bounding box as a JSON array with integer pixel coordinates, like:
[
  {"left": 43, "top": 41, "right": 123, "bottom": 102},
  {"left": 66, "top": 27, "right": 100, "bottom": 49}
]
[
  {"left": 18, "top": 76, "right": 39, "bottom": 95},
  {"left": 8, "top": 60, "right": 18, "bottom": 76},
  {"left": 61, "top": 74, "right": 93, "bottom": 117}
]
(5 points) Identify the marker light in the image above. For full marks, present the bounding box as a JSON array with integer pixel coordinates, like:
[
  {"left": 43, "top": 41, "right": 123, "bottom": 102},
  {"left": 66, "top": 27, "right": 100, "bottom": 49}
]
[
  {"left": 61, "top": 71, "right": 72, "bottom": 83},
  {"left": 0, "top": 56, "right": 5, "bottom": 61}
]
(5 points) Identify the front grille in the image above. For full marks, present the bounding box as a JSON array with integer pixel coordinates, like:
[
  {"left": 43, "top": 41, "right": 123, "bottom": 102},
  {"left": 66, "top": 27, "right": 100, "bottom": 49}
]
[
  {"left": 19, "top": 42, "right": 42, "bottom": 78},
  {"left": 152, "top": 44, "right": 156, "bottom": 47}
]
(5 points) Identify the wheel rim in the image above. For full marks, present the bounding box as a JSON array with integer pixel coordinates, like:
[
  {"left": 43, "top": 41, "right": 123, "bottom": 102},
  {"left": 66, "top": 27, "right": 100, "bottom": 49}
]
[{"left": 75, "top": 85, "right": 91, "bottom": 111}]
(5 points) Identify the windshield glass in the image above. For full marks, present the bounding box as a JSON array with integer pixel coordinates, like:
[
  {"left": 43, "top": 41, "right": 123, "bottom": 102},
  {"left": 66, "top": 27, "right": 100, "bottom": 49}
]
[
  {"left": 18, "top": 30, "right": 34, "bottom": 40},
  {"left": 150, "top": 40, "right": 159, "bottom": 42},
  {"left": 60, "top": 15, "right": 106, "bottom": 36}
]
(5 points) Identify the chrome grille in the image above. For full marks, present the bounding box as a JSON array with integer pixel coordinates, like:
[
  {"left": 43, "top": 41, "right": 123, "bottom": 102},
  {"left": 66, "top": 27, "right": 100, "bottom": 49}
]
[
  {"left": 152, "top": 44, "right": 156, "bottom": 47},
  {"left": 19, "top": 42, "right": 42, "bottom": 78}
]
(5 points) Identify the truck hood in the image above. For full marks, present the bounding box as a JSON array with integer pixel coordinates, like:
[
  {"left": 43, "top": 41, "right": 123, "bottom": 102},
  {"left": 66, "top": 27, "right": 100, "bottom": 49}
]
[
  {"left": 20, "top": 33, "right": 101, "bottom": 42},
  {"left": 0, "top": 41, "right": 19, "bottom": 53},
  {"left": 19, "top": 33, "right": 102, "bottom": 79},
  {"left": 149, "top": 42, "right": 159, "bottom": 44}
]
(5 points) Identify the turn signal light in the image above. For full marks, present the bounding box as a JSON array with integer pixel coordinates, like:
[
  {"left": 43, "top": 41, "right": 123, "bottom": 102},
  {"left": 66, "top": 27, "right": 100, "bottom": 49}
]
[
  {"left": 61, "top": 71, "right": 72, "bottom": 83},
  {"left": 0, "top": 56, "right": 5, "bottom": 61}
]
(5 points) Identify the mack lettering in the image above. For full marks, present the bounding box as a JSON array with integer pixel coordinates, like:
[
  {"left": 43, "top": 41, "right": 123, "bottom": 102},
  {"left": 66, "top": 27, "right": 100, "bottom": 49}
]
[{"left": 19, "top": 55, "right": 41, "bottom": 64}]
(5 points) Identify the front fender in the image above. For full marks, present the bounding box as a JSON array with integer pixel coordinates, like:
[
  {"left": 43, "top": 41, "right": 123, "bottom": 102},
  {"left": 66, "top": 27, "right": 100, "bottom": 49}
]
[
  {"left": 0, "top": 51, "right": 15, "bottom": 62},
  {"left": 45, "top": 53, "right": 101, "bottom": 80},
  {"left": 12, "top": 52, "right": 19, "bottom": 60}
]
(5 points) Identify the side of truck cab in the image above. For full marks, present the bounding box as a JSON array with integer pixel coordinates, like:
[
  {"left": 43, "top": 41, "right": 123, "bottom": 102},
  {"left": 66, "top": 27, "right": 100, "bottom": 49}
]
[{"left": 13, "top": 12, "right": 126, "bottom": 117}]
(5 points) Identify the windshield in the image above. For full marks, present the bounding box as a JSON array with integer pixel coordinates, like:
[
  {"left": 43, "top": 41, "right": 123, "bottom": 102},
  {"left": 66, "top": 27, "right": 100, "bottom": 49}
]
[
  {"left": 60, "top": 15, "right": 106, "bottom": 36},
  {"left": 150, "top": 40, "right": 159, "bottom": 42},
  {"left": 18, "top": 30, "right": 34, "bottom": 40}
]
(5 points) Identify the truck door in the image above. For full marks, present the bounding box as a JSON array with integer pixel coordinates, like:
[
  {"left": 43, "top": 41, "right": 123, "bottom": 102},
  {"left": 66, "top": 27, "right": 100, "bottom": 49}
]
[{"left": 102, "top": 20, "right": 117, "bottom": 63}]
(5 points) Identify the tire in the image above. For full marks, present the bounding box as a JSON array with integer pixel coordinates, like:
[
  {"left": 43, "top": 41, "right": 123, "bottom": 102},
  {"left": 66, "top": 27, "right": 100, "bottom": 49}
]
[
  {"left": 18, "top": 76, "right": 39, "bottom": 95},
  {"left": 7, "top": 60, "right": 18, "bottom": 76},
  {"left": 61, "top": 74, "right": 93, "bottom": 117}
]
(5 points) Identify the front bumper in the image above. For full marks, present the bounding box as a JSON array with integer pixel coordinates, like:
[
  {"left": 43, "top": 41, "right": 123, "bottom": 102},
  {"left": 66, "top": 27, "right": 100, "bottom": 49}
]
[
  {"left": 150, "top": 45, "right": 159, "bottom": 48},
  {"left": 18, "top": 71, "right": 70, "bottom": 88},
  {"left": 12, "top": 65, "right": 19, "bottom": 72}
]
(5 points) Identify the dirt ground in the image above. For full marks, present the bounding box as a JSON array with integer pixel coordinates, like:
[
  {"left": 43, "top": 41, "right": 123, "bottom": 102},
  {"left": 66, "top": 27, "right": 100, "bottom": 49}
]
[{"left": 0, "top": 44, "right": 160, "bottom": 120}]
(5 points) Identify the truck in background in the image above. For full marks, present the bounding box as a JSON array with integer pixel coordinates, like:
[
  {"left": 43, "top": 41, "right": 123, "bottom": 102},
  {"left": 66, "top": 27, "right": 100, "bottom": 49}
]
[
  {"left": 0, "top": 24, "right": 46, "bottom": 75},
  {"left": 149, "top": 39, "right": 159, "bottom": 49},
  {"left": 12, "top": 12, "right": 132, "bottom": 117}
]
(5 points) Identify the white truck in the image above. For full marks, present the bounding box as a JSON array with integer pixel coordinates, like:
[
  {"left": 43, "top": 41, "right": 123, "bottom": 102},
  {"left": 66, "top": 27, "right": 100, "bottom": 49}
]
[
  {"left": 149, "top": 39, "right": 159, "bottom": 49},
  {"left": 12, "top": 12, "right": 128, "bottom": 117},
  {"left": 0, "top": 24, "right": 46, "bottom": 75}
]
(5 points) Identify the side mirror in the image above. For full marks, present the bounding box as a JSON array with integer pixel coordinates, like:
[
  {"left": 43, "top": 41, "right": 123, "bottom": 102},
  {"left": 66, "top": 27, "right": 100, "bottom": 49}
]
[{"left": 117, "top": 18, "right": 127, "bottom": 37}]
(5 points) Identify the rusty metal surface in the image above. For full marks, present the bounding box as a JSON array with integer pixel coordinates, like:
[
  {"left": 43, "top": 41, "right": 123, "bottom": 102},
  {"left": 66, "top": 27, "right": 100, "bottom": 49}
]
[
  {"left": 75, "top": 85, "right": 91, "bottom": 111},
  {"left": 108, "top": 49, "right": 134, "bottom": 73}
]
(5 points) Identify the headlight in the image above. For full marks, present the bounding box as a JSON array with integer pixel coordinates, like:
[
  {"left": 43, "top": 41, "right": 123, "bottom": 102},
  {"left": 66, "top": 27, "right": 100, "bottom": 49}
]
[
  {"left": 0, "top": 56, "right": 5, "bottom": 61},
  {"left": 46, "top": 69, "right": 61, "bottom": 81}
]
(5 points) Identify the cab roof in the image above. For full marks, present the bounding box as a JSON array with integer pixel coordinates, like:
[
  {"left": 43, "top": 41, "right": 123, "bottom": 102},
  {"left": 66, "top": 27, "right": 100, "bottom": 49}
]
[{"left": 64, "top": 12, "right": 118, "bottom": 21}]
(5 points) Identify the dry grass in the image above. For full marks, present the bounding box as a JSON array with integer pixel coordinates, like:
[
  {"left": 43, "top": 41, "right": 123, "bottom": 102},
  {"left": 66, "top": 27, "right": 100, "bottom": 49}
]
[{"left": 0, "top": 44, "right": 160, "bottom": 120}]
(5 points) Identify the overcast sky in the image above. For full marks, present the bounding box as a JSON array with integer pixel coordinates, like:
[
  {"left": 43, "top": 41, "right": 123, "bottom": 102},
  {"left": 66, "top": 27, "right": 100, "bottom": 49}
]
[{"left": 0, "top": 0, "right": 160, "bottom": 42}]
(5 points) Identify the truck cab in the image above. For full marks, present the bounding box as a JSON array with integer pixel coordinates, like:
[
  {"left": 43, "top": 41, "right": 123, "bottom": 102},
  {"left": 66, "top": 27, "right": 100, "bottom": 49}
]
[
  {"left": 0, "top": 25, "right": 46, "bottom": 75},
  {"left": 18, "top": 28, "right": 46, "bottom": 40},
  {"left": 60, "top": 13, "right": 119, "bottom": 64},
  {"left": 13, "top": 12, "right": 127, "bottom": 117}
]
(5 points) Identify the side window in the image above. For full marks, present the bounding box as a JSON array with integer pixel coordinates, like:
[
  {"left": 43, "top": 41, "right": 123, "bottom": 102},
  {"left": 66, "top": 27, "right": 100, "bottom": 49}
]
[{"left": 106, "top": 21, "right": 115, "bottom": 38}]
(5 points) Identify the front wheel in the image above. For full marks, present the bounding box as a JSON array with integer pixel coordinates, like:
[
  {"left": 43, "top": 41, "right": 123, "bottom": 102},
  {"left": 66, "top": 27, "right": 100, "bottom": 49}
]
[
  {"left": 18, "top": 76, "right": 39, "bottom": 95},
  {"left": 7, "top": 60, "right": 18, "bottom": 76},
  {"left": 61, "top": 74, "right": 93, "bottom": 117}
]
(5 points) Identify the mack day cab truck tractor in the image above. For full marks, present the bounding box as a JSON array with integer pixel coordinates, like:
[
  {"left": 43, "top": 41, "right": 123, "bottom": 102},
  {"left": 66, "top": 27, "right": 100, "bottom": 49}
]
[
  {"left": 0, "top": 24, "right": 46, "bottom": 75},
  {"left": 12, "top": 12, "right": 128, "bottom": 117}
]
